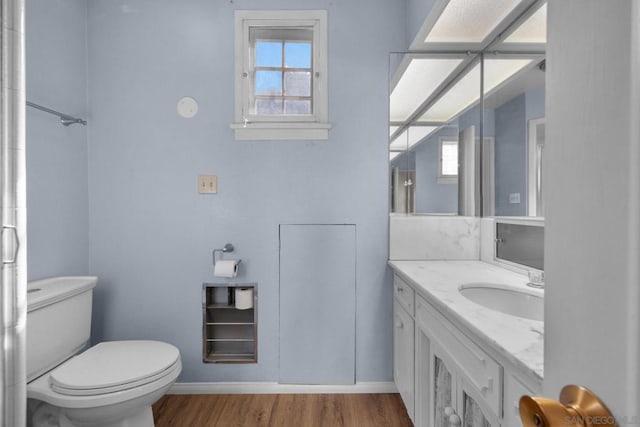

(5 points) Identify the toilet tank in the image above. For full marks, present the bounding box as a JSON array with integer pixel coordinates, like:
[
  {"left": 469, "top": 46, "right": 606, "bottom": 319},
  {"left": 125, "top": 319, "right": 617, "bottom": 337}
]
[{"left": 26, "top": 276, "right": 97, "bottom": 382}]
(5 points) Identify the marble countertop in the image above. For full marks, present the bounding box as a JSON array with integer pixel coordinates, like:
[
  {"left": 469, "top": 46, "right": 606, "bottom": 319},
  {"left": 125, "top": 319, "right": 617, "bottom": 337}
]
[{"left": 389, "top": 260, "right": 544, "bottom": 380}]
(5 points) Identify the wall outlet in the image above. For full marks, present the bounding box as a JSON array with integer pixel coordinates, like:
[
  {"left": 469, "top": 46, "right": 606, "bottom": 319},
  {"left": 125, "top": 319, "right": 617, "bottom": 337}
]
[
  {"left": 509, "top": 193, "right": 521, "bottom": 204},
  {"left": 198, "top": 175, "right": 217, "bottom": 194}
]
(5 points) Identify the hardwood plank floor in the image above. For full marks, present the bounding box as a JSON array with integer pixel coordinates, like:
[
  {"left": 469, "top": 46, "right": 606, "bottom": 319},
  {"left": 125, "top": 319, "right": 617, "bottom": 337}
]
[{"left": 153, "top": 394, "right": 413, "bottom": 427}]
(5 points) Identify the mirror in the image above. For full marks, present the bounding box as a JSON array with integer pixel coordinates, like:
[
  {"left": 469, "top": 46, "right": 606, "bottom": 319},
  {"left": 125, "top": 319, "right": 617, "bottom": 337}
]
[
  {"left": 389, "top": 53, "right": 545, "bottom": 217},
  {"left": 389, "top": 53, "right": 481, "bottom": 215},
  {"left": 483, "top": 56, "right": 546, "bottom": 217},
  {"left": 388, "top": 2, "right": 547, "bottom": 217}
]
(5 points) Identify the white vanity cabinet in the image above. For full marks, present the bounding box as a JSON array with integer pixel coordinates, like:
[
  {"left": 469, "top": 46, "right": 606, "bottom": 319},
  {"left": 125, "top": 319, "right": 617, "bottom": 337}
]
[
  {"left": 415, "top": 294, "right": 501, "bottom": 427},
  {"left": 391, "top": 273, "right": 542, "bottom": 427},
  {"left": 393, "top": 276, "right": 415, "bottom": 421},
  {"left": 503, "top": 374, "right": 536, "bottom": 427}
]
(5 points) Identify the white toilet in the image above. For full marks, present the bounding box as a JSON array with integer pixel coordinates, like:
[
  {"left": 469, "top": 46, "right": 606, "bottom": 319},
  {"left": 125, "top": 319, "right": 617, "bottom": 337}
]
[{"left": 26, "top": 276, "right": 182, "bottom": 427}]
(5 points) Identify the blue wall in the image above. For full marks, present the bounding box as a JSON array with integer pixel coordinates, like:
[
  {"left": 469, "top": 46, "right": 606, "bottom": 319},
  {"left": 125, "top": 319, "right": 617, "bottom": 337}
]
[
  {"left": 85, "top": 0, "right": 405, "bottom": 383},
  {"left": 26, "top": 0, "right": 89, "bottom": 280},
  {"left": 414, "top": 126, "right": 458, "bottom": 213},
  {"left": 405, "top": 0, "right": 436, "bottom": 46},
  {"left": 493, "top": 87, "right": 545, "bottom": 216},
  {"left": 495, "top": 94, "right": 527, "bottom": 216}
]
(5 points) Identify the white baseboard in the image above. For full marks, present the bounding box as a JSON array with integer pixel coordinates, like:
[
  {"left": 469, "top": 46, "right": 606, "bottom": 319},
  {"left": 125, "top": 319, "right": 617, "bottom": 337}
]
[{"left": 169, "top": 381, "right": 397, "bottom": 395}]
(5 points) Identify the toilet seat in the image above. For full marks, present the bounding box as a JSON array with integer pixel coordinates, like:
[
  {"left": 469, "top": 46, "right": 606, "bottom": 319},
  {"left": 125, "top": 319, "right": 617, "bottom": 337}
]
[
  {"left": 28, "top": 340, "right": 182, "bottom": 410},
  {"left": 49, "top": 341, "right": 180, "bottom": 396}
]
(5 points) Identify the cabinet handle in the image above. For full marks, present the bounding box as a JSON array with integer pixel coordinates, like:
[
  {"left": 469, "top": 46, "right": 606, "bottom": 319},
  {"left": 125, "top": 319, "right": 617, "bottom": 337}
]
[
  {"left": 444, "top": 407, "right": 461, "bottom": 426},
  {"left": 448, "top": 413, "right": 461, "bottom": 426},
  {"left": 395, "top": 321, "right": 404, "bottom": 329},
  {"left": 481, "top": 377, "right": 494, "bottom": 393},
  {"left": 396, "top": 286, "right": 404, "bottom": 293}
]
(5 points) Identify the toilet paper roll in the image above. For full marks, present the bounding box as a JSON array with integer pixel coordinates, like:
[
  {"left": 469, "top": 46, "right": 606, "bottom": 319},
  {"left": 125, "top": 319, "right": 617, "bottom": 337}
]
[
  {"left": 235, "top": 288, "right": 253, "bottom": 310},
  {"left": 214, "top": 260, "right": 239, "bottom": 278}
]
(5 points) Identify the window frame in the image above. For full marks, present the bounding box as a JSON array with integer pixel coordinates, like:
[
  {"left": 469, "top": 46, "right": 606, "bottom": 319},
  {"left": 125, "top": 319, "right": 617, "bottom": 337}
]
[
  {"left": 437, "top": 136, "right": 459, "bottom": 184},
  {"left": 232, "top": 10, "right": 330, "bottom": 140}
]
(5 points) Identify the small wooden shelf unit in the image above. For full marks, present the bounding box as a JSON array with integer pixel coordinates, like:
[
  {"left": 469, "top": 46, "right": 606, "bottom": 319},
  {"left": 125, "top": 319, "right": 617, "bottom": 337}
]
[{"left": 202, "top": 283, "right": 257, "bottom": 363}]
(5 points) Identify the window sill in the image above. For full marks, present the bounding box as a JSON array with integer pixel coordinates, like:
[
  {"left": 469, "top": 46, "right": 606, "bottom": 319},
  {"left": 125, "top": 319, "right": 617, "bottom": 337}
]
[
  {"left": 230, "top": 122, "right": 331, "bottom": 141},
  {"left": 437, "top": 176, "right": 458, "bottom": 185}
]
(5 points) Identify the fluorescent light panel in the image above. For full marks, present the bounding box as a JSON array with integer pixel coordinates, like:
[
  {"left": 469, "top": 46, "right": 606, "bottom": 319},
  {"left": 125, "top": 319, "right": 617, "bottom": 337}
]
[
  {"left": 425, "top": 0, "right": 523, "bottom": 43},
  {"left": 418, "top": 58, "right": 533, "bottom": 122},
  {"left": 503, "top": 4, "right": 547, "bottom": 43},
  {"left": 390, "top": 58, "right": 463, "bottom": 122},
  {"left": 389, "top": 151, "right": 401, "bottom": 161},
  {"left": 389, "top": 126, "right": 438, "bottom": 151},
  {"left": 419, "top": 64, "right": 480, "bottom": 122}
]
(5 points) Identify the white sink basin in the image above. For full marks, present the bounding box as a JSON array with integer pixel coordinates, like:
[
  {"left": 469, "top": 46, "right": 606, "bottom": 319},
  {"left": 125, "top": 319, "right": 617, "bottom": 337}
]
[{"left": 459, "top": 283, "right": 543, "bottom": 321}]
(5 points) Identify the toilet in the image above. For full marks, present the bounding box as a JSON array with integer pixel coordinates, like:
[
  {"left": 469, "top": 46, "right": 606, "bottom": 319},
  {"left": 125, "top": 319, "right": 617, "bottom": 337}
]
[{"left": 26, "top": 276, "right": 181, "bottom": 427}]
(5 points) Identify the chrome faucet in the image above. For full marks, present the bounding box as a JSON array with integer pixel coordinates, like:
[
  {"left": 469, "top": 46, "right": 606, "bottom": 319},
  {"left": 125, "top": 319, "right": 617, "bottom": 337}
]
[{"left": 527, "top": 271, "right": 545, "bottom": 289}]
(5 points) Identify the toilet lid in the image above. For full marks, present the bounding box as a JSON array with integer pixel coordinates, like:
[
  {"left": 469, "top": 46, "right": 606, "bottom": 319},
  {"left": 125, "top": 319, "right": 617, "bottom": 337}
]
[{"left": 49, "top": 340, "right": 180, "bottom": 396}]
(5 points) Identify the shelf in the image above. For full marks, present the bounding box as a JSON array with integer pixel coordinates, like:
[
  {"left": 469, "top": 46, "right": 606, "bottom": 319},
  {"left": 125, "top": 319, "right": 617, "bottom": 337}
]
[
  {"left": 204, "top": 353, "right": 256, "bottom": 363},
  {"left": 206, "top": 304, "right": 254, "bottom": 310},
  {"left": 205, "top": 322, "right": 255, "bottom": 326},
  {"left": 205, "top": 308, "right": 254, "bottom": 324},
  {"left": 203, "top": 283, "right": 257, "bottom": 364}
]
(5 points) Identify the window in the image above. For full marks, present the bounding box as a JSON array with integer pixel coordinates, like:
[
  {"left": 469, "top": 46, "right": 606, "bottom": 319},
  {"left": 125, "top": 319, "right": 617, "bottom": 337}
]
[
  {"left": 232, "top": 11, "right": 329, "bottom": 140},
  {"left": 438, "top": 137, "right": 458, "bottom": 184}
]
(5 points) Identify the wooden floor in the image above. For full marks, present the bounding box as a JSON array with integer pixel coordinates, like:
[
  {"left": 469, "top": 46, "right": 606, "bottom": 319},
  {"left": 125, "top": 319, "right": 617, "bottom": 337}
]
[{"left": 152, "top": 394, "right": 413, "bottom": 427}]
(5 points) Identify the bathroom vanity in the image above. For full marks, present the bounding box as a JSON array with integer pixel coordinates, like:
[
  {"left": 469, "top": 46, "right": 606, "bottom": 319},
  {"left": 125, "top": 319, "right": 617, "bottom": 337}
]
[{"left": 390, "top": 260, "right": 543, "bottom": 427}]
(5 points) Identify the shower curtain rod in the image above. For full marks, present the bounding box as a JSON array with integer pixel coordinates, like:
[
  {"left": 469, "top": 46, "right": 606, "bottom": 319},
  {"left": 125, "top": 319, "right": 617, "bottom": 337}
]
[{"left": 26, "top": 101, "right": 87, "bottom": 126}]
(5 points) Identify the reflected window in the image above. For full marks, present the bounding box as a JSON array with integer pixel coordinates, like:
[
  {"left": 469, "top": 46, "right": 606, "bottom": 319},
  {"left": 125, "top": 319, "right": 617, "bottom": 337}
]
[{"left": 438, "top": 137, "right": 458, "bottom": 184}]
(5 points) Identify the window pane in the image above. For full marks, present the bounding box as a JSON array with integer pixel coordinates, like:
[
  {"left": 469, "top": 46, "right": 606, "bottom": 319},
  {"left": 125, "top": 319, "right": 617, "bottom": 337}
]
[
  {"left": 255, "top": 71, "right": 282, "bottom": 96},
  {"left": 255, "top": 99, "right": 283, "bottom": 115},
  {"left": 284, "top": 100, "right": 311, "bottom": 115},
  {"left": 441, "top": 141, "right": 458, "bottom": 176},
  {"left": 285, "top": 42, "right": 312, "bottom": 68},
  {"left": 255, "top": 41, "right": 282, "bottom": 67},
  {"left": 284, "top": 72, "right": 311, "bottom": 97}
]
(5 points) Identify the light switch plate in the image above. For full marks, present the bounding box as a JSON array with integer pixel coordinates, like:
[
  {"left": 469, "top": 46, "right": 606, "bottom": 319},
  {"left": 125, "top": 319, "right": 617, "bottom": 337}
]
[
  {"left": 509, "top": 193, "right": 521, "bottom": 204},
  {"left": 198, "top": 175, "right": 217, "bottom": 194}
]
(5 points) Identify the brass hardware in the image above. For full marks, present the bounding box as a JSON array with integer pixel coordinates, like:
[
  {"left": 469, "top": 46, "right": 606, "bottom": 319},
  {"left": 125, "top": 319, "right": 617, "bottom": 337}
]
[{"left": 520, "top": 385, "right": 617, "bottom": 426}]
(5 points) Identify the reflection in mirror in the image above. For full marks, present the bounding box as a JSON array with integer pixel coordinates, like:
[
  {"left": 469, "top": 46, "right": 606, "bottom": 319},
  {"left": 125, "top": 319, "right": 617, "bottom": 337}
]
[
  {"left": 389, "top": 53, "right": 481, "bottom": 216},
  {"left": 483, "top": 56, "right": 545, "bottom": 217},
  {"left": 389, "top": 129, "right": 413, "bottom": 214}
]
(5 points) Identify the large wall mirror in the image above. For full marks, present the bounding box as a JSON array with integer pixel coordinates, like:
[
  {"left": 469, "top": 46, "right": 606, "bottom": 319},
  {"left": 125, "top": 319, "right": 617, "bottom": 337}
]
[
  {"left": 389, "top": 1, "right": 547, "bottom": 218},
  {"left": 482, "top": 56, "right": 545, "bottom": 217},
  {"left": 389, "top": 53, "right": 481, "bottom": 215}
]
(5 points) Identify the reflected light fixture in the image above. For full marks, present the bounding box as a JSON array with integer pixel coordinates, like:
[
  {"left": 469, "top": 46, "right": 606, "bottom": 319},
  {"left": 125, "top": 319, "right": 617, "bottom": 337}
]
[
  {"left": 389, "top": 126, "right": 439, "bottom": 151},
  {"left": 390, "top": 57, "right": 464, "bottom": 122},
  {"left": 419, "top": 58, "right": 533, "bottom": 122}
]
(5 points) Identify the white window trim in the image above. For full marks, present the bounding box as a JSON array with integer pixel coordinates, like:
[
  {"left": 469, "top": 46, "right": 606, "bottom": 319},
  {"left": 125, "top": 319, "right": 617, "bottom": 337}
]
[
  {"left": 437, "top": 136, "right": 458, "bottom": 184},
  {"left": 232, "top": 10, "right": 330, "bottom": 141}
]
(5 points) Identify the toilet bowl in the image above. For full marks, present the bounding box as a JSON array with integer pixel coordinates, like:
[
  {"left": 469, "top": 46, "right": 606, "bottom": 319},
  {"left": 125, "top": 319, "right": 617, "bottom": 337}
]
[{"left": 26, "top": 277, "right": 181, "bottom": 427}]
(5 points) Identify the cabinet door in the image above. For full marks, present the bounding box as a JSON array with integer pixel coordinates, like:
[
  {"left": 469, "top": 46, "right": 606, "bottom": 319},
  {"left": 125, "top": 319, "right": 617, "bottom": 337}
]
[
  {"left": 458, "top": 375, "right": 500, "bottom": 427},
  {"left": 414, "top": 328, "right": 431, "bottom": 427},
  {"left": 431, "top": 343, "right": 456, "bottom": 427},
  {"left": 503, "top": 375, "right": 536, "bottom": 427},
  {"left": 279, "top": 224, "right": 355, "bottom": 384},
  {"left": 394, "top": 299, "right": 415, "bottom": 420}
]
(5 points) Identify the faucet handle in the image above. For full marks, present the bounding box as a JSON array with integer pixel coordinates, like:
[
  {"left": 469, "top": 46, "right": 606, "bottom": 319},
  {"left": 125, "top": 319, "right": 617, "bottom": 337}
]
[
  {"left": 528, "top": 270, "right": 544, "bottom": 282},
  {"left": 527, "top": 271, "right": 545, "bottom": 288}
]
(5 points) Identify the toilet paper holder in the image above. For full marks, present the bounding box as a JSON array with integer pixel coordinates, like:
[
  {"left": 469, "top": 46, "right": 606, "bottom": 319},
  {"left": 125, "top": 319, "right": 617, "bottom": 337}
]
[{"left": 212, "top": 243, "right": 242, "bottom": 266}]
